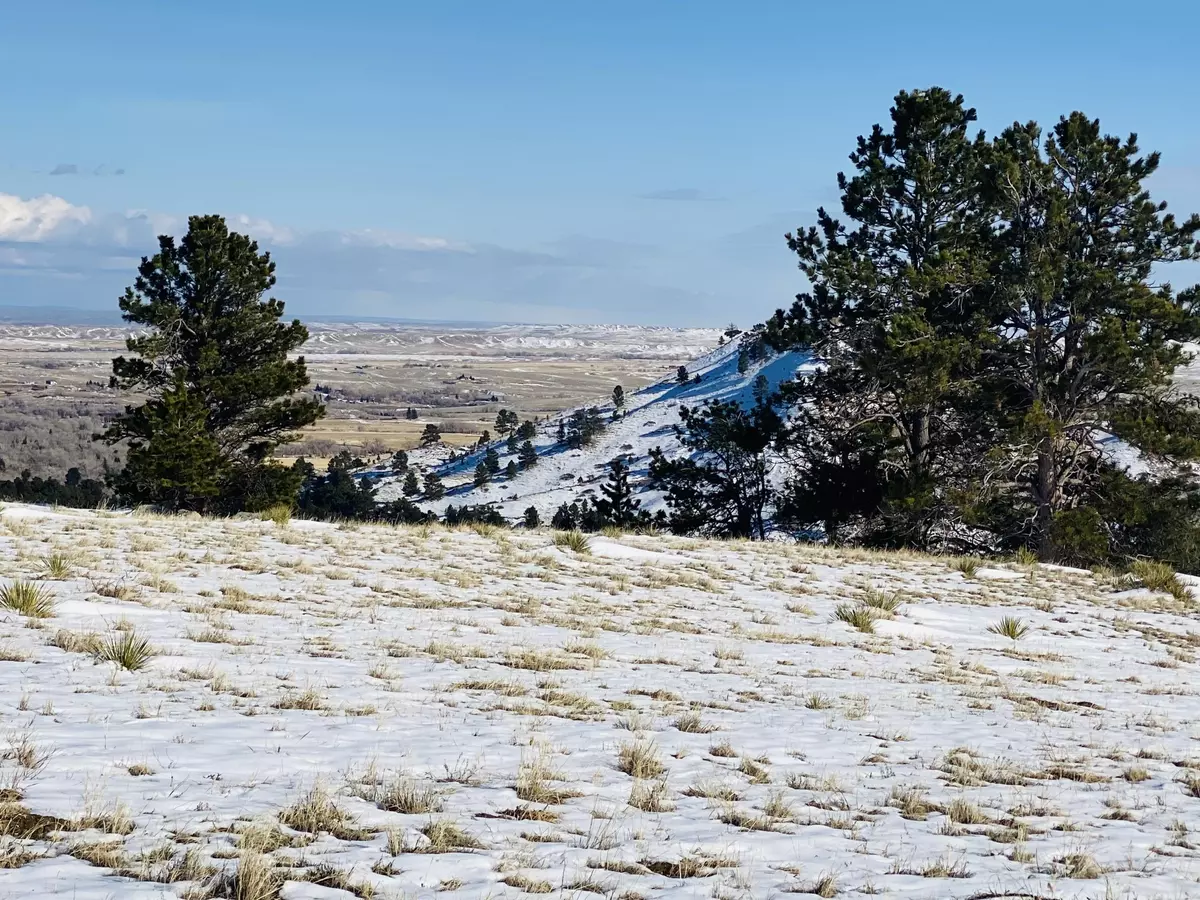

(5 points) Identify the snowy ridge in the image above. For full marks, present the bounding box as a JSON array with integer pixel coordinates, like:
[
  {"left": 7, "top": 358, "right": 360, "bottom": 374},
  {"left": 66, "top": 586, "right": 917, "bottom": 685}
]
[{"left": 374, "top": 339, "right": 812, "bottom": 521}]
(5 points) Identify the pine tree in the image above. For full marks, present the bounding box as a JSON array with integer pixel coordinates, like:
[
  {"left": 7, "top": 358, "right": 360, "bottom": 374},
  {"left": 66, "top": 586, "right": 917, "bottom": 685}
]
[
  {"left": 517, "top": 420, "right": 536, "bottom": 440},
  {"left": 484, "top": 447, "right": 500, "bottom": 474},
  {"left": 980, "top": 114, "right": 1200, "bottom": 559},
  {"left": 423, "top": 471, "right": 445, "bottom": 499},
  {"left": 390, "top": 450, "right": 408, "bottom": 473},
  {"left": 299, "top": 467, "right": 376, "bottom": 520},
  {"left": 768, "top": 88, "right": 993, "bottom": 547},
  {"left": 752, "top": 374, "right": 770, "bottom": 407},
  {"left": 420, "top": 423, "right": 441, "bottom": 446},
  {"left": 649, "top": 399, "right": 781, "bottom": 539},
  {"left": 676, "top": 366, "right": 689, "bottom": 384},
  {"left": 523, "top": 506, "right": 541, "bottom": 529},
  {"left": 402, "top": 470, "right": 420, "bottom": 496},
  {"left": 107, "top": 376, "right": 223, "bottom": 512},
  {"left": 597, "top": 458, "right": 641, "bottom": 527},
  {"left": 518, "top": 440, "right": 538, "bottom": 469},
  {"left": 556, "top": 419, "right": 567, "bottom": 444},
  {"left": 612, "top": 385, "right": 625, "bottom": 409},
  {"left": 505, "top": 460, "right": 518, "bottom": 479},
  {"left": 474, "top": 461, "right": 490, "bottom": 487},
  {"left": 100, "top": 215, "right": 323, "bottom": 513},
  {"left": 495, "top": 409, "right": 519, "bottom": 437},
  {"left": 551, "top": 502, "right": 576, "bottom": 530},
  {"left": 506, "top": 432, "right": 519, "bottom": 455}
]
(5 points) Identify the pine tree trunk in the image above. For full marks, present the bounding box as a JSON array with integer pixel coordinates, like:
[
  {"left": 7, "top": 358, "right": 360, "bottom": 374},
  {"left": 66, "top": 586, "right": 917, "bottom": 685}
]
[{"left": 1035, "top": 448, "right": 1055, "bottom": 561}]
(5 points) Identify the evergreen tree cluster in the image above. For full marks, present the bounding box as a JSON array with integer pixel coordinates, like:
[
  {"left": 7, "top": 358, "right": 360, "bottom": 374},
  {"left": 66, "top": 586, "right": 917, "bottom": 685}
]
[
  {"left": 0, "top": 467, "right": 106, "bottom": 508},
  {"left": 754, "top": 88, "right": 1200, "bottom": 567},
  {"left": 551, "top": 458, "right": 654, "bottom": 532},
  {"left": 562, "top": 407, "right": 606, "bottom": 449}
]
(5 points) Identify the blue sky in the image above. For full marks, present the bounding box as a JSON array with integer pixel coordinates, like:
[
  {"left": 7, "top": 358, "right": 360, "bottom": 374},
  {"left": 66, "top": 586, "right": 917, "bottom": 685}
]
[{"left": 2, "top": 1, "right": 1198, "bottom": 325}]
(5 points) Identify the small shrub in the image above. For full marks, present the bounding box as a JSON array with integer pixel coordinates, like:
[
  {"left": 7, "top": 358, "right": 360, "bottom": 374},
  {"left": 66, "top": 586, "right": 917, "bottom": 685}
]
[
  {"left": 1130, "top": 560, "right": 1191, "bottom": 603},
  {"left": 552, "top": 530, "right": 591, "bottom": 554},
  {"left": 860, "top": 590, "right": 902, "bottom": 614},
  {"left": 834, "top": 603, "right": 876, "bottom": 633},
  {"left": 987, "top": 616, "right": 1030, "bottom": 641},
  {"left": 951, "top": 556, "right": 980, "bottom": 578},
  {"left": 1014, "top": 546, "right": 1039, "bottom": 566},
  {"left": 259, "top": 504, "right": 292, "bottom": 526},
  {"left": 92, "top": 630, "right": 157, "bottom": 671},
  {"left": 39, "top": 553, "right": 75, "bottom": 580},
  {"left": 0, "top": 581, "right": 55, "bottom": 618}
]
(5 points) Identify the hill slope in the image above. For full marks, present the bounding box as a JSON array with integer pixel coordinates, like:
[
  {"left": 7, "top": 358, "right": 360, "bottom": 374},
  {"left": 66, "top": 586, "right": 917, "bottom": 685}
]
[
  {"left": 1, "top": 504, "right": 1199, "bottom": 897},
  {"left": 374, "top": 340, "right": 811, "bottom": 522}
]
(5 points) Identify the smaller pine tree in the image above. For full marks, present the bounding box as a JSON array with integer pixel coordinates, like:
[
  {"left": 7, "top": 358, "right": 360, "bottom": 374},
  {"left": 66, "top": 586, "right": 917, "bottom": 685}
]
[
  {"left": 523, "top": 506, "right": 540, "bottom": 529},
  {"left": 390, "top": 450, "right": 408, "bottom": 473},
  {"left": 484, "top": 447, "right": 500, "bottom": 474},
  {"left": 612, "top": 385, "right": 625, "bottom": 409},
  {"left": 423, "top": 471, "right": 445, "bottom": 499},
  {"left": 518, "top": 440, "right": 538, "bottom": 469},
  {"left": 505, "top": 460, "right": 518, "bottom": 479},
  {"left": 506, "top": 432, "right": 519, "bottom": 454},
  {"left": 752, "top": 373, "right": 770, "bottom": 407},
  {"left": 676, "top": 366, "right": 689, "bottom": 384},
  {"left": 420, "top": 423, "right": 441, "bottom": 446},
  {"left": 598, "top": 457, "right": 640, "bottom": 527},
  {"left": 402, "top": 470, "right": 419, "bottom": 496},
  {"left": 517, "top": 420, "right": 536, "bottom": 440},
  {"left": 474, "top": 461, "right": 490, "bottom": 487}
]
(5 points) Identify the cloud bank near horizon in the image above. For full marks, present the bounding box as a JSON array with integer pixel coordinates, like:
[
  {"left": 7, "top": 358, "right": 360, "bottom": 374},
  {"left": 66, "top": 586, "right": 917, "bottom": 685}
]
[{"left": 0, "top": 190, "right": 737, "bottom": 326}]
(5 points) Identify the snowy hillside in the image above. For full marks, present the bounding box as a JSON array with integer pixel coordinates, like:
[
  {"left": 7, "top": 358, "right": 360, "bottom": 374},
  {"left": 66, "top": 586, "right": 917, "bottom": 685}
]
[
  {"left": 374, "top": 340, "right": 812, "bottom": 522},
  {"left": 2, "top": 503, "right": 1200, "bottom": 898}
]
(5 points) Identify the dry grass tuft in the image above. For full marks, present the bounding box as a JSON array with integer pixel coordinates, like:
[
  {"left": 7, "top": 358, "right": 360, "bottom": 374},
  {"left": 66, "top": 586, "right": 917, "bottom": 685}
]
[{"left": 617, "top": 741, "right": 666, "bottom": 779}]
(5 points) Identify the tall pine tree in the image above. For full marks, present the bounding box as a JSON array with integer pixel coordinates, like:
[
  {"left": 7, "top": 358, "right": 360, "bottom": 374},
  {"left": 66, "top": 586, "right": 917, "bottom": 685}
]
[
  {"left": 101, "top": 215, "right": 323, "bottom": 513},
  {"left": 770, "top": 88, "right": 993, "bottom": 547},
  {"left": 980, "top": 114, "right": 1200, "bottom": 559}
]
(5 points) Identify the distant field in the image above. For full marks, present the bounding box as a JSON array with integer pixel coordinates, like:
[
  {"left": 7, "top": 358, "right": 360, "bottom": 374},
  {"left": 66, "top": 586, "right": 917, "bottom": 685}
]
[{"left": 0, "top": 322, "right": 720, "bottom": 475}]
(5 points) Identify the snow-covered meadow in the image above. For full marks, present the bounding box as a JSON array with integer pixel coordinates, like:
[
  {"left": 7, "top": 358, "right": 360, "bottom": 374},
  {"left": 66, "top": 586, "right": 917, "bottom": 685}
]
[{"left": 2, "top": 503, "right": 1200, "bottom": 899}]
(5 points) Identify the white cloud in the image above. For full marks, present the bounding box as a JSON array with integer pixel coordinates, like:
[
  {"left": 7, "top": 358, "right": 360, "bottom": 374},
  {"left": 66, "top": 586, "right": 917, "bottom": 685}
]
[
  {"left": 0, "top": 189, "right": 735, "bottom": 324},
  {"left": 0, "top": 192, "right": 92, "bottom": 242}
]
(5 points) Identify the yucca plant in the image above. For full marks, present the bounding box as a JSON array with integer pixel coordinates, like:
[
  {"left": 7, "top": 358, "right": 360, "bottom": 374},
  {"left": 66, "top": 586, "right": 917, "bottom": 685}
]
[
  {"left": 951, "top": 556, "right": 979, "bottom": 578},
  {"left": 834, "top": 602, "right": 877, "bottom": 633},
  {"left": 1014, "top": 546, "right": 1039, "bottom": 567},
  {"left": 93, "top": 630, "right": 157, "bottom": 671},
  {"left": 39, "top": 553, "right": 75, "bottom": 580},
  {"left": 861, "top": 589, "right": 903, "bottom": 614},
  {"left": 0, "top": 580, "right": 56, "bottom": 618},
  {"left": 552, "top": 530, "right": 591, "bottom": 555},
  {"left": 1130, "top": 560, "right": 1191, "bottom": 604},
  {"left": 987, "top": 616, "right": 1030, "bottom": 641}
]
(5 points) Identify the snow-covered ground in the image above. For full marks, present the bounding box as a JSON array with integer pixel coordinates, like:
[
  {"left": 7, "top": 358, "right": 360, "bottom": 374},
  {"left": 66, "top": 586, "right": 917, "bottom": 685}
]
[
  {"left": 2, "top": 503, "right": 1200, "bottom": 898},
  {"left": 374, "top": 340, "right": 812, "bottom": 522}
]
